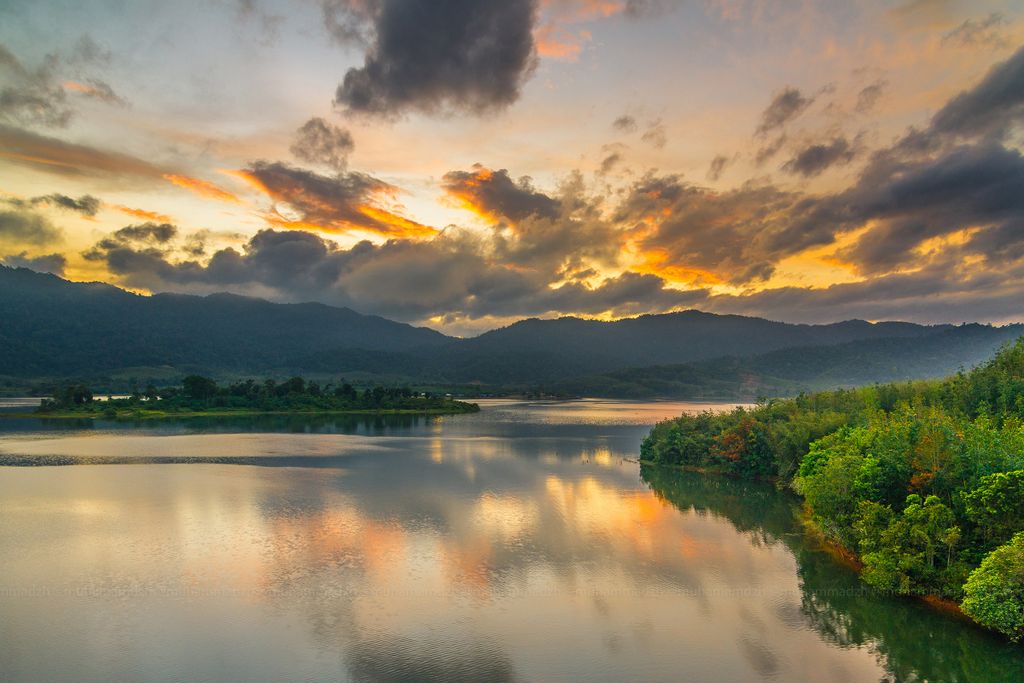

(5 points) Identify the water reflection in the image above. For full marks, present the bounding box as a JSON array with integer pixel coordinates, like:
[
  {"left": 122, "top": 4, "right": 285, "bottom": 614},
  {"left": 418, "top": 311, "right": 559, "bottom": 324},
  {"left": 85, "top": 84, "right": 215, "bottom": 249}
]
[
  {"left": 0, "top": 401, "right": 1021, "bottom": 681},
  {"left": 641, "top": 465, "right": 1024, "bottom": 683}
]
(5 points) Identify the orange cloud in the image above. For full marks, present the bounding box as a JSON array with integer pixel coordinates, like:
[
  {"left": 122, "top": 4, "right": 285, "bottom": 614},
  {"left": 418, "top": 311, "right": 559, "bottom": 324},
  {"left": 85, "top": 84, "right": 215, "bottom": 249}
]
[
  {"left": 233, "top": 162, "right": 436, "bottom": 240},
  {"left": 0, "top": 125, "right": 165, "bottom": 180},
  {"left": 635, "top": 248, "right": 725, "bottom": 287},
  {"left": 536, "top": 26, "right": 592, "bottom": 60},
  {"left": 163, "top": 174, "right": 241, "bottom": 204},
  {"left": 541, "top": 0, "right": 626, "bottom": 22},
  {"left": 536, "top": 0, "right": 623, "bottom": 60},
  {"left": 112, "top": 205, "right": 174, "bottom": 223}
]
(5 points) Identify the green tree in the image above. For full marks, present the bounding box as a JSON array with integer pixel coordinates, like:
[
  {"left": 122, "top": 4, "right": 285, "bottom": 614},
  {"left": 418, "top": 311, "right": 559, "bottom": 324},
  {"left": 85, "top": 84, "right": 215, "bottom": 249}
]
[
  {"left": 964, "top": 470, "right": 1024, "bottom": 546},
  {"left": 962, "top": 532, "right": 1024, "bottom": 642},
  {"left": 182, "top": 375, "right": 218, "bottom": 400}
]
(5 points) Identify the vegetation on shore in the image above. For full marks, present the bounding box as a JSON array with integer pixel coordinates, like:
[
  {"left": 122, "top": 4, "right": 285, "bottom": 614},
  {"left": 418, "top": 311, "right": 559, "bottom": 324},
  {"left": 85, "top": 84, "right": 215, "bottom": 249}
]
[
  {"left": 29, "top": 375, "right": 480, "bottom": 418},
  {"left": 641, "top": 338, "right": 1024, "bottom": 641}
]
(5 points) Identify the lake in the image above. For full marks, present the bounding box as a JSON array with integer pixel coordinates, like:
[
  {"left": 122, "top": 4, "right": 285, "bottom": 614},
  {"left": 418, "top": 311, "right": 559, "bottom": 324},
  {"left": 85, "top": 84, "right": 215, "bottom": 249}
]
[{"left": 1, "top": 399, "right": 1022, "bottom": 682}]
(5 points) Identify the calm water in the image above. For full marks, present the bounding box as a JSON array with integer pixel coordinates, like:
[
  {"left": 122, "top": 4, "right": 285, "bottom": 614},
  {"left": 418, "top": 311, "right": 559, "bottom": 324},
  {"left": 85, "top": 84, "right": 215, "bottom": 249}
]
[{"left": 1, "top": 399, "right": 1022, "bottom": 682}]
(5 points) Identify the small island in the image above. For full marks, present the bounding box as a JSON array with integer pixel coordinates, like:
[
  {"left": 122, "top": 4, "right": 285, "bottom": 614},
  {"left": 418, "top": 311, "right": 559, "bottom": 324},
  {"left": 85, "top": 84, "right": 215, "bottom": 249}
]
[{"left": 19, "top": 375, "right": 480, "bottom": 419}]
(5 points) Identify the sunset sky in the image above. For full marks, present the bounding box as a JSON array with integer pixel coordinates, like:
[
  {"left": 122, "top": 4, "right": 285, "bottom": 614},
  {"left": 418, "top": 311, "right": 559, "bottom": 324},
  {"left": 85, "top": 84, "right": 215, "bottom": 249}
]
[{"left": 1, "top": 0, "right": 1023, "bottom": 335}]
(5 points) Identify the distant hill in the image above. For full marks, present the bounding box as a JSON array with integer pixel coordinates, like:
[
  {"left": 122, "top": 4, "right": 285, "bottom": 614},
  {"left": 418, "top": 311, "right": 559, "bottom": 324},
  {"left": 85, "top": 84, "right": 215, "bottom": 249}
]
[
  {"left": 1, "top": 265, "right": 1018, "bottom": 398},
  {"left": 423, "top": 311, "right": 944, "bottom": 384},
  {"left": 552, "top": 324, "right": 1024, "bottom": 399},
  {"left": 0, "top": 266, "right": 447, "bottom": 377}
]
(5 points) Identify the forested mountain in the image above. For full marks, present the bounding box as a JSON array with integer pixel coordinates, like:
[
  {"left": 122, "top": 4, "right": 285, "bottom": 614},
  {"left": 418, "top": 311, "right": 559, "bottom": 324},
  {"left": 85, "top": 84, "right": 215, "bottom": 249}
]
[
  {"left": 554, "top": 324, "right": 1024, "bottom": 398},
  {"left": 1, "top": 265, "right": 1018, "bottom": 396},
  {"left": 0, "top": 266, "right": 447, "bottom": 376}
]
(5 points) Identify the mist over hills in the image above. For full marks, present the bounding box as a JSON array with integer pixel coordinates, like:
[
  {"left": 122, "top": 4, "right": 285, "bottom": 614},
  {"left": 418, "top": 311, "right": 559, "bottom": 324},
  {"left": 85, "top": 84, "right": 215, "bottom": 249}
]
[{"left": 1, "top": 265, "right": 1018, "bottom": 397}]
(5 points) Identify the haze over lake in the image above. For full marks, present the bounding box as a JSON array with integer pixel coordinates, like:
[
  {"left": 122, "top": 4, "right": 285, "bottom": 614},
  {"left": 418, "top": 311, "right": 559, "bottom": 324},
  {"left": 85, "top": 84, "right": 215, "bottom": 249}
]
[{"left": 2, "top": 400, "right": 1021, "bottom": 682}]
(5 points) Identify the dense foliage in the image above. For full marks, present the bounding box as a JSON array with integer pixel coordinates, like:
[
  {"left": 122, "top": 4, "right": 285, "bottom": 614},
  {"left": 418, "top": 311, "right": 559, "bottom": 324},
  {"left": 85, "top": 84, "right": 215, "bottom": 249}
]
[
  {"left": 642, "top": 339, "right": 1024, "bottom": 637},
  {"left": 38, "top": 375, "right": 479, "bottom": 415},
  {"left": 962, "top": 532, "right": 1024, "bottom": 642}
]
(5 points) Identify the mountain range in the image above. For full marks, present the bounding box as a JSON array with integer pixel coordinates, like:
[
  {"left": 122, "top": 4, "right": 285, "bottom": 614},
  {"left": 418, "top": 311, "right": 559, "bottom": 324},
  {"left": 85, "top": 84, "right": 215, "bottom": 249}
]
[{"left": 2, "top": 265, "right": 1020, "bottom": 398}]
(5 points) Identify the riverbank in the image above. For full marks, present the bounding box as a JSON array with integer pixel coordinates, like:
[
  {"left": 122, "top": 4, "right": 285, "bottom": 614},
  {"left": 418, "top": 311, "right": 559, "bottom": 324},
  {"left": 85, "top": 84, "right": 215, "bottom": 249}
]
[{"left": 2, "top": 403, "right": 480, "bottom": 420}]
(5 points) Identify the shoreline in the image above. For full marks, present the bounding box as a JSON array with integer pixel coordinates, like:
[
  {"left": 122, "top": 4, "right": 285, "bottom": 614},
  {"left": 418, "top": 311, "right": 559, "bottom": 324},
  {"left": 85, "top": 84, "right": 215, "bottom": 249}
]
[{"left": 0, "top": 406, "right": 480, "bottom": 420}]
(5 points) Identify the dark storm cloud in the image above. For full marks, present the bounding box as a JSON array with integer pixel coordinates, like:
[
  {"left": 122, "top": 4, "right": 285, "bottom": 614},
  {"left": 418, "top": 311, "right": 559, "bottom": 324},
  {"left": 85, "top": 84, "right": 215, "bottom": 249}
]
[
  {"left": 928, "top": 43, "right": 1024, "bottom": 141},
  {"left": 442, "top": 165, "right": 559, "bottom": 222},
  {"left": 332, "top": 0, "right": 539, "bottom": 116},
  {"left": 488, "top": 171, "right": 621, "bottom": 273},
  {"left": 113, "top": 222, "right": 179, "bottom": 243},
  {"left": 837, "top": 142, "right": 1024, "bottom": 273},
  {"left": 1, "top": 251, "right": 66, "bottom": 275},
  {"left": 82, "top": 226, "right": 700, "bottom": 324},
  {"left": 620, "top": 173, "right": 807, "bottom": 284},
  {"left": 82, "top": 222, "right": 180, "bottom": 264},
  {"left": 30, "top": 193, "right": 101, "bottom": 216},
  {"left": 0, "top": 208, "right": 63, "bottom": 246},
  {"left": 755, "top": 86, "right": 813, "bottom": 135},
  {"left": 290, "top": 117, "right": 354, "bottom": 172},
  {"left": 612, "top": 115, "right": 637, "bottom": 133},
  {"left": 781, "top": 136, "right": 858, "bottom": 177}
]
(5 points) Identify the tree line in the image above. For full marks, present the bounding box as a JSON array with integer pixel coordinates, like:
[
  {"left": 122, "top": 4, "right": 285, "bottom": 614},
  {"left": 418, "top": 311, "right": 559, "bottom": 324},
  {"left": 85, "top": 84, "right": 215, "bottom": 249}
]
[
  {"left": 641, "top": 338, "right": 1024, "bottom": 641},
  {"left": 39, "top": 375, "right": 479, "bottom": 414}
]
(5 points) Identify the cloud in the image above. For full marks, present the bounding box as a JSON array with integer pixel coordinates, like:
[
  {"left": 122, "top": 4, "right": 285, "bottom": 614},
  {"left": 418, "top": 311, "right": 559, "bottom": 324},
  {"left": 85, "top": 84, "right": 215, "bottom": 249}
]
[
  {"left": 332, "top": 0, "right": 539, "bottom": 117},
  {"left": 855, "top": 79, "right": 887, "bottom": 113},
  {"left": 612, "top": 114, "right": 637, "bottom": 133},
  {"left": 0, "top": 251, "right": 66, "bottom": 275},
  {"left": 290, "top": 117, "right": 354, "bottom": 172},
  {"left": 534, "top": 24, "right": 591, "bottom": 60},
  {"left": 0, "top": 207, "right": 64, "bottom": 247},
  {"left": 755, "top": 86, "right": 813, "bottom": 135},
  {"left": 598, "top": 151, "right": 622, "bottom": 175},
  {"left": 30, "top": 193, "right": 101, "bottom": 216},
  {"left": 0, "top": 45, "right": 72, "bottom": 127},
  {"left": 706, "top": 154, "right": 731, "bottom": 181},
  {"left": 0, "top": 39, "right": 122, "bottom": 128},
  {"left": 163, "top": 174, "right": 241, "bottom": 203},
  {"left": 82, "top": 225, "right": 696, "bottom": 325},
  {"left": 942, "top": 12, "right": 1007, "bottom": 48},
  {"left": 928, "top": 43, "right": 1024, "bottom": 142},
  {"left": 112, "top": 222, "right": 179, "bottom": 244},
  {"left": 781, "top": 135, "right": 859, "bottom": 177},
  {"left": 62, "top": 79, "right": 127, "bottom": 106},
  {"left": 836, "top": 142, "right": 1024, "bottom": 274},
  {"left": 234, "top": 161, "right": 435, "bottom": 238},
  {"left": 641, "top": 119, "right": 667, "bottom": 148},
  {"left": 112, "top": 205, "right": 174, "bottom": 223},
  {"left": 623, "top": 173, "right": 804, "bottom": 285},
  {"left": 0, "top": 124, "right": 166, "bottom": 180},
  {"left": 442, "top": 165, "right": 559, "bottom": 222},
  {"left": 754, "top": 133, "right": 786, "bottom": 165}
]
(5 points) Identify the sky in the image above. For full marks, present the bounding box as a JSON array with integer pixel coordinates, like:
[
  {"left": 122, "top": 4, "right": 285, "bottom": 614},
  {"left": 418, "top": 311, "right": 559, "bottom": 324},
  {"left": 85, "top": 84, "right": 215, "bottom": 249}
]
[{"left": 1, "top": 0, "right": 1023, "bottom": 336}]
